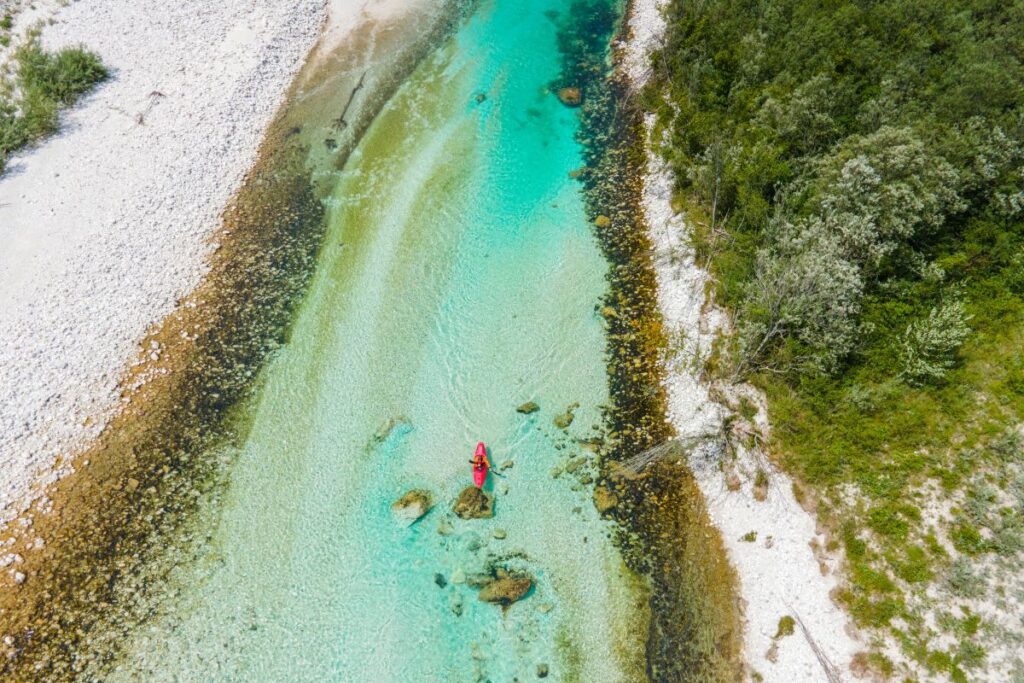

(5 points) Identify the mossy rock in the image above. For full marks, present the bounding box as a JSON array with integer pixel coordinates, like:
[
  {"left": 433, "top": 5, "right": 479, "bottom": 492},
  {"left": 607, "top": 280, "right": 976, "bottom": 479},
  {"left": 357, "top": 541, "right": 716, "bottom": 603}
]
[
  {"left": 556, "top": 86, "right": 581, "bottom": 107},
  {"left": 553, "top": 403, "right": 579, "bottom": 430},
  {"left": 593, "top": 485, "right": 618, "bottom": 513},
  {"left": 391, "top": 489, "right": 433, "bottom": 526},
  {"left": 516, "top": 401, "right": 540, "bottom": 414},
  {"left": 453, "top": 486, "right": 494, "bottom": 519},
  {"left": 478, "top": 575, "right": 533, "bottom": 606}
]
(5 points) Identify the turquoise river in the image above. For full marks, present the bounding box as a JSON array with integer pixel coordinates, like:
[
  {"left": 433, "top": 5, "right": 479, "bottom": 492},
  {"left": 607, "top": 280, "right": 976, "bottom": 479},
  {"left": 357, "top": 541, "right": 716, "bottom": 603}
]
[{"left": 107, "top": 0, "right": 649, "bottom": 680}]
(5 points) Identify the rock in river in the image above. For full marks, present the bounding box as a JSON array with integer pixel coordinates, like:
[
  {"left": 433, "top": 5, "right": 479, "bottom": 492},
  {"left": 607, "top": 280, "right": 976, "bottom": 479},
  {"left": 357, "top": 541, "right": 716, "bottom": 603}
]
[
  {"left": 391, "top": 489, "right": 433, "bottom": 526},
  {"left": 453, "top": 486, "right": 494, "bottom": 519},
  {"left": 516, "top": 401, "right": 540, "bottom": 414},
  {"left": 592, "top": 485, "right": 618, "bottom": 514},
  {"left": 478, "top": 574, "right": 533, "bottom": 606},
  {"left": 556, "top": 86, "right": 581, "bottom": 107},
  {"left": 553, "top": 403, "right": 578, "bottom": 430}
]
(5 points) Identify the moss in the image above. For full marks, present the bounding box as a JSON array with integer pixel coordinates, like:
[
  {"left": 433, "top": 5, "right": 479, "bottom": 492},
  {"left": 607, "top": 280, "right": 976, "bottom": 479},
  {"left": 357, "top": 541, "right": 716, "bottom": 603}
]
[{"left": 774, "top": 615, "right": 796, "bottom": 638}]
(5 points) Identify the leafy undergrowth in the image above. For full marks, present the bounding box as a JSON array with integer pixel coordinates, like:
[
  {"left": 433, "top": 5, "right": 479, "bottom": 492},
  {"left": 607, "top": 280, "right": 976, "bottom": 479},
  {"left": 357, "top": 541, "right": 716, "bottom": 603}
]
[{"left": 0, "top": 34, "right": 107, "bottom": 173}]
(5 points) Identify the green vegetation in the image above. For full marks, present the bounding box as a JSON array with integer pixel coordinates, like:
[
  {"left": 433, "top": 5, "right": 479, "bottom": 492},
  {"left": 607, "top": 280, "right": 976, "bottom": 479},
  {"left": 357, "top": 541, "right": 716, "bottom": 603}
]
[
  {"left": 774, "top": 615, "right": 795, "bottom": 639},
  {"left": 0, "top": 36, "right": 107, "bottom": 173},
  {"left": 652, "top": 0, "right": 1024, "bottom": 675}
]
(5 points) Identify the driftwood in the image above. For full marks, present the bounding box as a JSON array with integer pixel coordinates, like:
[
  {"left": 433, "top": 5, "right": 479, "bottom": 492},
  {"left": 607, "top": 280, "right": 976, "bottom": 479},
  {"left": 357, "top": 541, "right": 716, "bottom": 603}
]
[
  {"left": 332, "top": 70, "right": 367, "bottom": 130},
  {"left": 793, "top": 610, "right": 844, "bottom": 683},
  {"left": 617, "top": 434, "right": 723, "bottom": 475}
]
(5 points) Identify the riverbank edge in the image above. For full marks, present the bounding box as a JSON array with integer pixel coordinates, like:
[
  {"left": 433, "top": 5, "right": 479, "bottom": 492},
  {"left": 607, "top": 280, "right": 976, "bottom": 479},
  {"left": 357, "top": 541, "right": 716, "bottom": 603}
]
[
  {"left": 621, "top": 0, "right": 865, "bottom": 680},
  {"left": 561, "top": 1, "right": 744, "bottom": 679},
  {"left": 0, "top": 4, "right": 467, "bottom": 679}
]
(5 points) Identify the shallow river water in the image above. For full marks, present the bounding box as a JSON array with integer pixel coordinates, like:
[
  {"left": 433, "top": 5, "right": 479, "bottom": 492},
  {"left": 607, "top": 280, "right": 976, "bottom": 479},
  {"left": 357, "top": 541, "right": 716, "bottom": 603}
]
[{"left": 111, "top": 1, "right": 645, "bottom": 680}]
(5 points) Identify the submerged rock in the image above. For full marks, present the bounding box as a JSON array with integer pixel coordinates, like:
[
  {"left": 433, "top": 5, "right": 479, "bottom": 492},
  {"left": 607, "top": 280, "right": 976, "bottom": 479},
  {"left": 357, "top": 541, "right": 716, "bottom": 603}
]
[
  {"left": 453, "top": 486, "right": 494, "bottom": 519},
  {"left": 593, "top": 214, "right": 611, "bottom": 228},
  {"left": 391, "top": 489, "right": 433, "bottom": 526},
  {"left": 537, "top": 663, "right": 550, "bottom": 678},
  {"left": 564, "top": 456, "right": 586, "bottom": 474},
  {"left": 553, "top": 403, "right": 578, "bottom": 430},
  {"left": 516, "top": 401, "right": 540, "bottom": 414},
  {"left": 556, "top": 86, "right": 581, "bottom": 107},
  {"left": 593, "top": 485, "right": 618, "bottom": 514},
  {"left": 450, "top": 590, "right": 464, "bottom": 617},
  {"left": 477, "top": 574, "right": 533, "bottom": 606}
]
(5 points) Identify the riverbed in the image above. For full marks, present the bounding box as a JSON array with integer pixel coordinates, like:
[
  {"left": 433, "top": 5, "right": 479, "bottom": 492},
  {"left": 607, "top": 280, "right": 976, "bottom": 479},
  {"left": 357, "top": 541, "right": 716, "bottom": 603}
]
[{"left": 105, "top": 1, "right": 647, "bottom": 680}]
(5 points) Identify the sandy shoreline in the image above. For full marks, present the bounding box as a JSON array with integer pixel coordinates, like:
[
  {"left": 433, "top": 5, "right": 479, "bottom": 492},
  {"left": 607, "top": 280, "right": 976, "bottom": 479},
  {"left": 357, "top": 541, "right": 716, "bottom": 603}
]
[
  {"left": 0, "top": 0, "right": 333, "bottom": 521},
  {"left": 622, "top": 0, "right": 863, "bottom": 679}
]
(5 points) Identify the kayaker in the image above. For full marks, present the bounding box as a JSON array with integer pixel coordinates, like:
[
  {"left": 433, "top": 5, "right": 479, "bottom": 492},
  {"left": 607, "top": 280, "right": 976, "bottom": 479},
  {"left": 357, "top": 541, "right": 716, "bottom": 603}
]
[
  {"left": 470, "top": 441, "right": 490, "bottom": 488},
  {"left": 469, "top": 450, "right": 490, "bottom": 471}
]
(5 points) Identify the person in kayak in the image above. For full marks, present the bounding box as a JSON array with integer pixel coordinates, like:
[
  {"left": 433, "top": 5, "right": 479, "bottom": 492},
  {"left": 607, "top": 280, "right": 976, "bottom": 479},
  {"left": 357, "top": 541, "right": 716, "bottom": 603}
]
[
  {"left": 469, "top": 451, "right": 490, "bottom": 471},
  {"left": 470, "top": 441, "right": 490, "bottom": 487}
]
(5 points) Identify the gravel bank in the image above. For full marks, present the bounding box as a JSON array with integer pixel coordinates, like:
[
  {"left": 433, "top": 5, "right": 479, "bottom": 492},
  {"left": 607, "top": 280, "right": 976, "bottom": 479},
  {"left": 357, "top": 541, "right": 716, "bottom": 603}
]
[
  {"left": 0, "top": 0, "right": 330, "bottom": 521},
  {"left": 622, "top": 0, "right": 863, "bottom": 679}
]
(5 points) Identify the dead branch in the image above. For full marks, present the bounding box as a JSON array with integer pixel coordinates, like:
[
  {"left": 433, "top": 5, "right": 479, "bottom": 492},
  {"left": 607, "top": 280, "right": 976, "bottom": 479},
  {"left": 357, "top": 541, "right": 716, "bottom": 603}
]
[
  {"left": 792, "top": 610, "right": 844, "bottom": 683},
  {"left": 332, "top": 70, "right": 367, "bottom": 130}
]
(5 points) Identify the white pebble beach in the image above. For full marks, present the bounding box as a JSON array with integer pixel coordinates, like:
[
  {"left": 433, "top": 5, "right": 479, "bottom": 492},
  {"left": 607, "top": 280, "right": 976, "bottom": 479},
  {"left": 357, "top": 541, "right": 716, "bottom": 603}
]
[{"left": 0, "top": 0, "right": 331, "bottom": 521}]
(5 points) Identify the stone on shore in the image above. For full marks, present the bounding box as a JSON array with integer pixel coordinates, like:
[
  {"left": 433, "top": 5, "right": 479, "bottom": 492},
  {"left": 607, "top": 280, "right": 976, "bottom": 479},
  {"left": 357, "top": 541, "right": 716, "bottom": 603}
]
[
  {"left": 556, "top": 86, "right": 581, "bottom": 107},
  {"left": 453, "top": 485, "right": 494, "bottom": 519},
  {"left": 391, "top": 489, "right": 433, "bottom": 526},
  {"left": 478, "top": 574, "right": 533, "bottom": 606}
]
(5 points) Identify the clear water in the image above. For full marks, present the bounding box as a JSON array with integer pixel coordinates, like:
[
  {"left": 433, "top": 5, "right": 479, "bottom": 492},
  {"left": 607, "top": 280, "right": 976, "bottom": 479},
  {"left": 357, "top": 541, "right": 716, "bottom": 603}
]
[{"left": 112, "top": 1, "right": 644, "bottom": 680}]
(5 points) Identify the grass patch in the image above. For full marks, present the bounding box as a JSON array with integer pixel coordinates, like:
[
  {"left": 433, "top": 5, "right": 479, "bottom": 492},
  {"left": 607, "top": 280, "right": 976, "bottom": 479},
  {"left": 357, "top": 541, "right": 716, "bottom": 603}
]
[
  {"left": 0, "top": 35, "right": 107, "bottom": 173},
  {"left": 774, "top": 615, "right": 795, "bottom": 638}
]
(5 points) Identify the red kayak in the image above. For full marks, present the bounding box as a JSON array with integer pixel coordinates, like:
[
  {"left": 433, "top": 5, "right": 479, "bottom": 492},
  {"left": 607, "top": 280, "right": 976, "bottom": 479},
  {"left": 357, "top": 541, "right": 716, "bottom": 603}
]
[{"left": 472, "top": 441, "right": 489, "bottom": 488}]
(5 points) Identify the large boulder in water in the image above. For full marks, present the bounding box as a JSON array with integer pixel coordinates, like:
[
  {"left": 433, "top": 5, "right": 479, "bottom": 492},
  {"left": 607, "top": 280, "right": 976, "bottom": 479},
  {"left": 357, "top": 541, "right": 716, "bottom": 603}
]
[
  {"left": 453, "top": 486, "right": 494, "bottom": 519},
  {"left": 478, "top": 574, "right": 533, "bottom": 606},
  {"left": 516, "top": 401, "right": 540, "bottom": 414},
  {"left": 391, "top": 489, "right": 433, "bottom": 526},
  {"left": 556, "top": 86, "right": 581, "bottom": 107},
  {"left": 553, "top": 403, "right": 578, "bottom": 430}
]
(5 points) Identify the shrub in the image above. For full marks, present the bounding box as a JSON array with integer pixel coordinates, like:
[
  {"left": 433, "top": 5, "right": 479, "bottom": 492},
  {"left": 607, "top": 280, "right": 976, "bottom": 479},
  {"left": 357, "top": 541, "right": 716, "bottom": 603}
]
[
  {"left": 15, "top": 40, "right": 108, "bottom": 105},
  {"left": 0, "top": 37, "right": 107, "bottom": 173},
  {"left": 899, "top": 297, "right": 972, "bottom": 384}
]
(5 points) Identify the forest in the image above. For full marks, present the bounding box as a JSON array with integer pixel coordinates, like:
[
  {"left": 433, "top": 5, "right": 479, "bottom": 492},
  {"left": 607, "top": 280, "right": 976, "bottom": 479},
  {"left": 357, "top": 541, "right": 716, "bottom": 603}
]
[{"left": 652, "top": 0, "right": 1024, "bottom": 677}]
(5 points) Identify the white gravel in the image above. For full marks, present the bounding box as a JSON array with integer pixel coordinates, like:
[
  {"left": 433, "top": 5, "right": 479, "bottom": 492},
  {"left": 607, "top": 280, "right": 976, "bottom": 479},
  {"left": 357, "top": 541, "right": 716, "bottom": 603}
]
[
  {"left": 0, "top": 0, "right": 332, "bottom": 522},
  {"left": 622, "top": 0, "right": 863, "bottom": 680}
]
